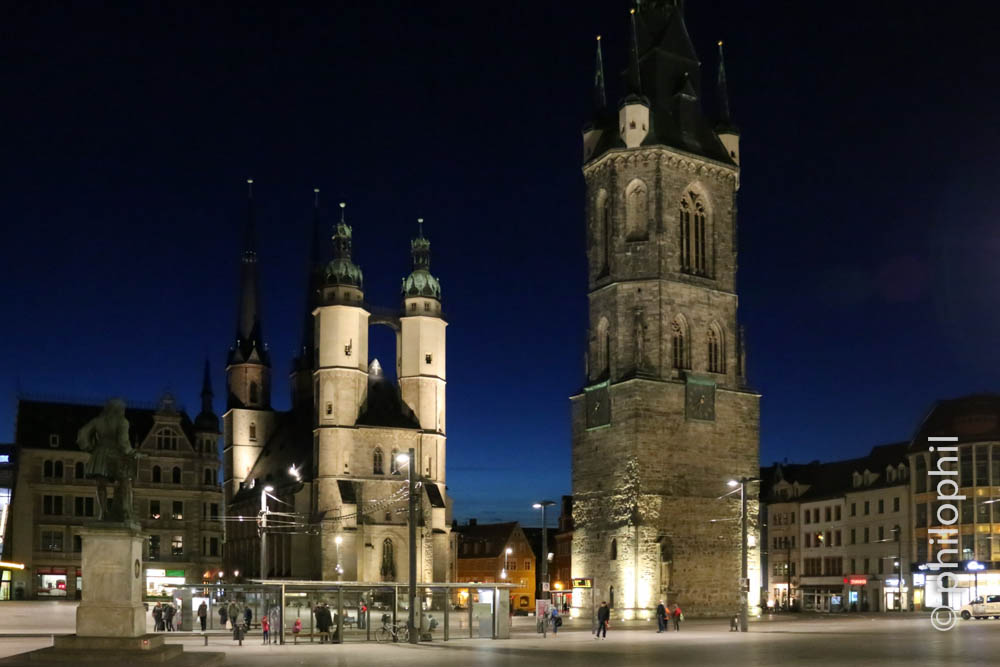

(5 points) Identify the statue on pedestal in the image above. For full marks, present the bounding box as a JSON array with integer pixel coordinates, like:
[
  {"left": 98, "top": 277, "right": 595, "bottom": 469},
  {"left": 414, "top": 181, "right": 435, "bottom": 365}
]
[{"left": 76, "top": 398, "right": 142, "bottom": 523}]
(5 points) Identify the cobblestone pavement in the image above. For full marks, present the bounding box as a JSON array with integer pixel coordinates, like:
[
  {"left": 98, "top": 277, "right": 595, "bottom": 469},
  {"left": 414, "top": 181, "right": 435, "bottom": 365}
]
[{"left": 0, "top": 608, "right": 996, "bottom": 666}]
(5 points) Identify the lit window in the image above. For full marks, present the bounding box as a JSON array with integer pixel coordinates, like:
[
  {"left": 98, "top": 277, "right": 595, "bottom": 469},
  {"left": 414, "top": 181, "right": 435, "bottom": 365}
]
[{"left": 171, "top": 535, "right": 183, "bottom": 557}]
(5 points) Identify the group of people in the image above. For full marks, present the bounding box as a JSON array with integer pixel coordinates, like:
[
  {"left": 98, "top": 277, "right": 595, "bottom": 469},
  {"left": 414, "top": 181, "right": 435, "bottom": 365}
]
[
  {"left": 654, "top": 601, "right": 683, "bottom": 633},
  {"left": 151, "top": 601, "right": 177, "bottom": 631},
  {"left": 217, "top": 600, "right": 254, "bottom": 631}
]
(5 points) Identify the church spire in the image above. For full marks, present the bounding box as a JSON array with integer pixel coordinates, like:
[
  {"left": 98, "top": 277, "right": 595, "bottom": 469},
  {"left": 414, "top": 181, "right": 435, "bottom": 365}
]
[
  {"left": 716, "top": 40, "right": 738, "bottom": 134},
  {"left": 626, "top": 8, "right": 643, "bottom": 96},
  {"left": 323, "top": 201, "right": 364, "bottom": 290},
  {"left": 229, "top": 179, "right": 269, "bottom": 367},
  {"left": 195, "top": 358, "right": 219, "bottom": 432},
  {"left": 402, "top": 217, "right": 441, "bottom": 302},
  {"left": 594, "top": 35, "right": 607, "bottom": 111}
]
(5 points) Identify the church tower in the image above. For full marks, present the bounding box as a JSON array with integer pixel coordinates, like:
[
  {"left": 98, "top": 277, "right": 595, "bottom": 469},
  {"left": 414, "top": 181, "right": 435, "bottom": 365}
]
[
  {"left": 223, "top": 180, "right": 277, "bottom": 503},
  {"left": 571, "top": 2, "right": 760, "bottom": 619}
]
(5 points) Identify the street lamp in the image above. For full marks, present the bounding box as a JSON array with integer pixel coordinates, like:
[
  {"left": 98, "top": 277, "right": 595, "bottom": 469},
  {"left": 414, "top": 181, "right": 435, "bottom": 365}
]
[
  {"left": 727, "top": 477, "right": 760, "bottom": 632},
  {"left": 396, "top": 449, "right": 418, "bottom": 645},
  {"left": 969, "top": 560, "right": 985, "bottom": 598},
  {"left": 533, "top": 500, "right": 556, "bottom": 603},
  {"left": 260, "top": 485, "right": 274, "bottom": 581}
]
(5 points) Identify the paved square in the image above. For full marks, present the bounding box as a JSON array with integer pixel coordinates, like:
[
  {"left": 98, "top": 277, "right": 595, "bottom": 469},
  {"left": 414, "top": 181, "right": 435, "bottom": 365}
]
[{"left": 0, "top": 609, "right": 997, "bottom": 666}]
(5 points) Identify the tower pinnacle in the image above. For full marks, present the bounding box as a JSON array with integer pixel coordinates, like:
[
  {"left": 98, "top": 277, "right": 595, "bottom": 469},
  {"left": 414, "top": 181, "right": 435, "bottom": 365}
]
[
  {"left": 716, "top": 40, "right": 738, "bottom": 134},
  {"left": 594, "top": 35, "right": 607, "bottom": 111}
]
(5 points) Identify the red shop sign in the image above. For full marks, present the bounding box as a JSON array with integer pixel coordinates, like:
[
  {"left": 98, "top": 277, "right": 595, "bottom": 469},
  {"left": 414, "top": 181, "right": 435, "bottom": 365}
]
[{"left": 843, "top": 576, "right": 867, "bottom": 586}]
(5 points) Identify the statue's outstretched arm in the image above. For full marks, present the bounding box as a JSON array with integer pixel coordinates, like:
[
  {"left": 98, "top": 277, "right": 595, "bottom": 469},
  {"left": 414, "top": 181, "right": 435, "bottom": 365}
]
[{"left": 76, "top": 419, "right": 96, "bottom": 451}]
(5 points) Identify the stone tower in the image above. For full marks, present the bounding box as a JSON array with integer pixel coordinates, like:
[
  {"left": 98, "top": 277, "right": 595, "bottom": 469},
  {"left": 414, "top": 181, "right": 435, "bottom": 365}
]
[
  {"left": 312, "top": 210, "right": 450, "bottom": 582},
  {"left": 224, "top": 181, "right": 277, "bottom": 503},
  {"left": 570, "top": 2, "right": 760, "bottom": 619}
]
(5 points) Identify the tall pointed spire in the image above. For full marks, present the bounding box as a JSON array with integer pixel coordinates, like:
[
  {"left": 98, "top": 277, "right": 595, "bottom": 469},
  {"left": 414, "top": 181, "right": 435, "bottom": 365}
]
[
  {"left": 716, "top": 40, "right": 738, "bottom": 133},
  {"left": 229, "top": 179, "right": 269, "bottom": 367},
  {"left": 200, "top": 359, "right": 214, "bottom": 412},
  {"left": 594, "top": 35, "right": 607, "bottom": 110},
  {"left": 627, "top": 8, "right": 643, "bottom": 96},
  {"left": 195, "top": 358, "right": 219, "bottom": 432}
]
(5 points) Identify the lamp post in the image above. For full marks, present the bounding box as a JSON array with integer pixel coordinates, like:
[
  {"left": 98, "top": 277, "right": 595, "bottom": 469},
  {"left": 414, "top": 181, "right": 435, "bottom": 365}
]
[
  {"left": 502, "top": 547, "right": 511, "bottom": 580},
  {"left": 728, "top": 477, "right": 760, "bottom": 632},
  {"left": 893, "top": 524, "right": 903, "bottom": 611},
  {"left": 396, "top": 449, "right": 419, "bottom": 645},
  {"left": 533, "top": 500, "right": 556, "bottom": 604},
  {"left": 969, "top": 560, "right": 985, "bottom": 599},
  {"left": 259, "top": 485, "right": 274, "bottom": 581}
]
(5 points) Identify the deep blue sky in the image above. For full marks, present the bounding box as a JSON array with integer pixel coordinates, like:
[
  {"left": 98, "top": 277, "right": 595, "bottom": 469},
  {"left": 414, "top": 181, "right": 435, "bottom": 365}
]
[{"left": 3, "top": 1, "right": 1000, "bottom": 528}]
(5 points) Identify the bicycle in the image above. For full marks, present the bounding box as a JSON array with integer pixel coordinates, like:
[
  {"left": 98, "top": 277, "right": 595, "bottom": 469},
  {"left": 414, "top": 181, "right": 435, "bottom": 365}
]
[{"left": 374, "top": 622, "right": 409, "bottom": 643}]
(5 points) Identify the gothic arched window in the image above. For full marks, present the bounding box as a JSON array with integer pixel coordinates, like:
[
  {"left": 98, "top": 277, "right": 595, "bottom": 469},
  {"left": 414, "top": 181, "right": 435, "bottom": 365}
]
[
  {"left": 671, "top": 315, "right": 689, "bottom": 370},
  {"left": 707, "top": 323, "right": 725, "bottom": 374},
  {"left": 380, "top": 538, "right": 396, "bottom": 581},
  {"left": 679, "top": 190, "right": 711, "bottom": 276},
  {"left": 609, "top": 585, "right": 615, "bottom": 608},
  {"left": 249, "top": 422, "right": 257, "bottom": 442},
  {"left": 390, "top": 449, "right": 400, "bottom": 475},
  {"left": 172, "top": 466, "right": 181, "bottom": 484},
  {"left": 373, "top": 448, "right": 384, "bottom": 475},
  {"left": 610, "top": 538, "right": 618, "bottom": 561},
  {"left": 249, "top": 382, "right": 259, "bottom": 405},
  {"left": 625, "top": 179, "right": 649, "bottom": 241},
  {"left": 152, "top": 465, "right": 161, "bottom": 483}
]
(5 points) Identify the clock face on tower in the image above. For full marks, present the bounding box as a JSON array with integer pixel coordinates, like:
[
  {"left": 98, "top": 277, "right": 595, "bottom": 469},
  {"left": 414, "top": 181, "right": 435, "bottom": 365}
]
[
  {"left": 586, "top": 384, "right": 610, "bottom": 428},
  {"left": 685, "top": 376, "right": 716, "bottom": 421}
]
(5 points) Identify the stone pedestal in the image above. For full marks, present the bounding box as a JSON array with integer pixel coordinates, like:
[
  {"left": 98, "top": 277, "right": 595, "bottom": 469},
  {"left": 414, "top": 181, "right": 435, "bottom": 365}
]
[
  {"left": 76, "top": 523, "right": 146, "bottom": 638},
  {"left": 0, "top": 522, "right": 223, "bottom": 666}
]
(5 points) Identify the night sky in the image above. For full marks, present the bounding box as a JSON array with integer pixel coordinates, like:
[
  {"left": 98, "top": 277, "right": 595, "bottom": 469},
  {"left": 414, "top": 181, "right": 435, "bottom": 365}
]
[{"left": 3, "top": 1, "right": 1000, "bottom": 527}]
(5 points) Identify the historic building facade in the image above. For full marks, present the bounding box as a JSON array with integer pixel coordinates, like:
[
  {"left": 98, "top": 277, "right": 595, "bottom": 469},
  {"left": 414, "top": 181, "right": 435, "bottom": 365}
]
[
  {"left": 7, "top": 385, "right": 224, "bottom": 600},
  {"left": 455, "top": 521, "right": 536, "bottom": 612},
  {"left": 223, "top": 191, "right": 451, "bottom": 583},
  {"left": 570, "top": 2, "right": 760, "bottom": 619}
]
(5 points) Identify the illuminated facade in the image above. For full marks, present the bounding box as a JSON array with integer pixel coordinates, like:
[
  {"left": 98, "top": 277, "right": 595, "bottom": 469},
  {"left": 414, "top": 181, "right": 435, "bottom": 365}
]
[
  {"left": 909, "top": 395, "right": 1000, "bottom": 611},
  {"left": 570, "top": 2, "right": 760, "bottom": 619},
  {"left": 223, "top": 192, "right": 451, "bottom": 582},
  {"left": 455, "top": 521, "right": 535, "bottom": 612}
]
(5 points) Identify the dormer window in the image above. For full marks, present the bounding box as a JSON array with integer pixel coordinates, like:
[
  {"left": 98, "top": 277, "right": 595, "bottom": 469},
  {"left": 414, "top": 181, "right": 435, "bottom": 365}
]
[{"left": 49, "top": 434, "right": 59, "bottom": 448}]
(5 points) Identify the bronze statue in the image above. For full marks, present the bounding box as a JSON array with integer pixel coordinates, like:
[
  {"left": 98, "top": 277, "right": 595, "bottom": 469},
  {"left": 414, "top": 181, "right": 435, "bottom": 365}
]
[{"left": 76, "top": 398, "right": 142, "bottom": 522}]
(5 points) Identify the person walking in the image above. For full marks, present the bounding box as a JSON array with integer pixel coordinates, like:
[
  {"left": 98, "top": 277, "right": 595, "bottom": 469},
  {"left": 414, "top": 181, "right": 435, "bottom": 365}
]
[
  {"left": 218, "top": 603, "right": 228, "bottom": 630},
  {"left": 197, "top": 601, "right": 207, "bottom": 632},
  {"left": 152, "top": 602, "right": 164, "bottom": 632},
  {"left": 595, "top": 601, "right": 610, "bottom": 639},
  {"left": 655, "top": 600, "right": 667, "bottom": 633},
  {"left": 261, "top": 614, "right": 270, "bottom": 644},
  {"left": 243, "top": 605, "right": 253, "bottom": 631},
  {"left": 228, "top": 601, "right": 239, "bottom": 630},
  {"left": 164, "top": 603, "right": 176, "bottom": 632},
  {"left": 672, "top": 603, "right": 683, "bottom": 631},
  {"left": 550, "top": 606, "right": 561, "bottom": 636}
]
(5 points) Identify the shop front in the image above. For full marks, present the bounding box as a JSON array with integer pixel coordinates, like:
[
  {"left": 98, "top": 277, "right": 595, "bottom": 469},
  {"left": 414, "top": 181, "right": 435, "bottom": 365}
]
[
  {"left": 801, "top": 585, "right": 845, "bottom": 612},
  {"left": 145, "top": 568, "right": 187, "bottom": 597},
  {"left": 883, "top": 578, "right": 909, "bottom": 611},
  {"left": 918, "top": 565, "right": 1000, "bottom": 610},
  {"left": 35, "top": 567, "right": 68, "bottom": 598}
]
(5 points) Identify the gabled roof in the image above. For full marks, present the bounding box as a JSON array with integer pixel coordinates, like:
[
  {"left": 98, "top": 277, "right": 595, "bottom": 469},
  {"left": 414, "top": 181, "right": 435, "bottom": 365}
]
[
  {"left": 14, "top": 398, "right": 199, "bottom": 452},
  {"left": 356, "top": 364, "right": 421, "bottom": 429},
  {"left": 454, "top": 522, "right": 518, "bottom": 559}
]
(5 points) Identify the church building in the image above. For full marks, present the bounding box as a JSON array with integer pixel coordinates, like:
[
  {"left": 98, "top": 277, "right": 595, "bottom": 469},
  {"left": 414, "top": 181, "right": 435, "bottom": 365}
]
[
  {"left": 223, "top": 187, "right": 451, "bottom": 583},
  {"left": 570, "top": 1, "right": 761, "bottom": 619}
]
